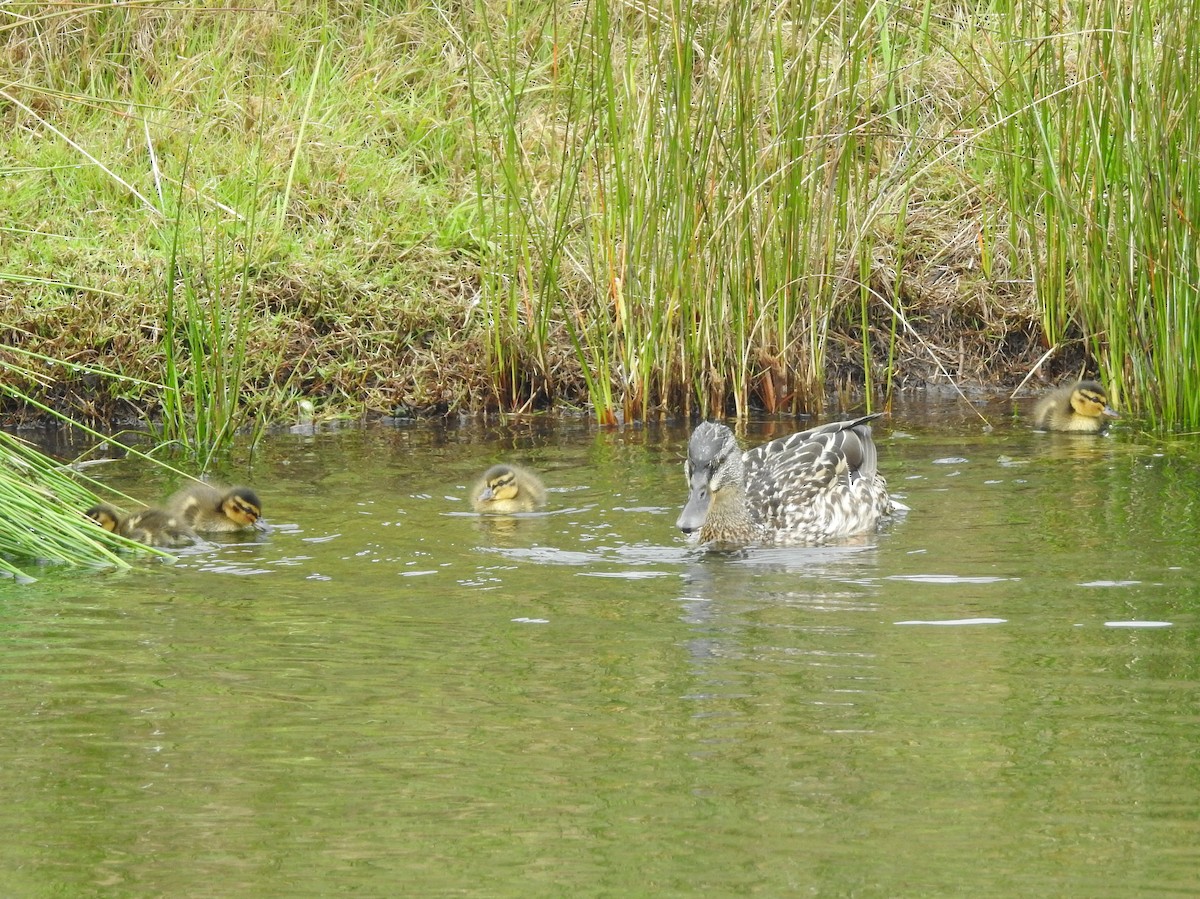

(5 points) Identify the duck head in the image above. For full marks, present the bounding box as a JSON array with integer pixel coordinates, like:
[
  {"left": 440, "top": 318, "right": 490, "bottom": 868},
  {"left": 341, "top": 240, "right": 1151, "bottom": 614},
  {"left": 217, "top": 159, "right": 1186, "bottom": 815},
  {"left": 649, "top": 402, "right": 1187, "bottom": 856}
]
[
  {"left": 477, "top": 465, "right": 521, "bottom": 504},
  {"left": 221, "top": 487, "right": 262, "bottom": 527},
  {"left": 676, "top": 422, "right": 744, "bottom": 534},
  {"left": 84, "top": 503, "right": 121, "bottom": 532},
  {"left": 1070, "top": 381, "right": 1119, "bottom": 421}
]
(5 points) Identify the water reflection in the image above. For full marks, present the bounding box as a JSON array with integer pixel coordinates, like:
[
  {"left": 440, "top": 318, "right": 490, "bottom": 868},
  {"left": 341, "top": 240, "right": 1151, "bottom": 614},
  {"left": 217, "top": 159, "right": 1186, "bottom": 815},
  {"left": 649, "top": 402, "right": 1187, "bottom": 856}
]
[{"left": 2, "top": 402, "right": 1200, "bottom": 895}]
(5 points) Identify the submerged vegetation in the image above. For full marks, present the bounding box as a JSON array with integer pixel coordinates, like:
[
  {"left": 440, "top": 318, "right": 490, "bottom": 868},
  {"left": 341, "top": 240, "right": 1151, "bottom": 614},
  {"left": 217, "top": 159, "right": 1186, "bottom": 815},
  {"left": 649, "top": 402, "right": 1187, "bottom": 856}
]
[{"left": 0, "top": 0, "right": 1198, "bottom": 574}]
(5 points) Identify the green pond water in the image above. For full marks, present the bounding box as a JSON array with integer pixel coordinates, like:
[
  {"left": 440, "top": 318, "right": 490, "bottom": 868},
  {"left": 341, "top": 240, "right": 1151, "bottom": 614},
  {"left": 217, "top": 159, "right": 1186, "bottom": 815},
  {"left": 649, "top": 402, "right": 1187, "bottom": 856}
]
[{"left": 2, "top": 398, "right": 1199, "bottom": 897}]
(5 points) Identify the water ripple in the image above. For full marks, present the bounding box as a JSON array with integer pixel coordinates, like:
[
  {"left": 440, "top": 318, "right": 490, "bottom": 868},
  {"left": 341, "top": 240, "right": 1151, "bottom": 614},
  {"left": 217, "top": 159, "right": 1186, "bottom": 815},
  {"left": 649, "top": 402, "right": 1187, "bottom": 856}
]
[
  {"left": 1103, "top": 620, "right": 1173, "bottom": 628},
  {"left": 886, "top": 574, "right": 1017, "bottom": 584}
]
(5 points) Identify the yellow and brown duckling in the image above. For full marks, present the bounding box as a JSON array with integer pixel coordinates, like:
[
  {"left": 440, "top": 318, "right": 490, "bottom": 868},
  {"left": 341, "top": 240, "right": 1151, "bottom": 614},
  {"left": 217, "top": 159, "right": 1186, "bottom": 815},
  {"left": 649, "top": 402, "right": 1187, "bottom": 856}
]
[
  {"left": 677, "top": 413, "right": 894, "bottom": 547},
  {"left": 165, "top": 483, "right": 263, "bottom": 533},
  {"left": 470, "top": 463, "right": 546, "bottom": 514},
  {"left": 84, "top": 503, "right": 198, "bottom": 548},
  {"left": 1032, "top": 380, "right": 1118, "bottom": 433}
]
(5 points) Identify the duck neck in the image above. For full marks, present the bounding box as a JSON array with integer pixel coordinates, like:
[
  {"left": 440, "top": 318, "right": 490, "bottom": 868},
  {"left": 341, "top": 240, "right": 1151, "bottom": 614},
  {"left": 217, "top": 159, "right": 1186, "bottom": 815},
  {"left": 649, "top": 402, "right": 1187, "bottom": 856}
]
[
  {"left": 1060, "top": 410, "right": 1104, "bottom": 432},
  {"left": 699, "top": 483, "right": 758, "bottom": 544}
]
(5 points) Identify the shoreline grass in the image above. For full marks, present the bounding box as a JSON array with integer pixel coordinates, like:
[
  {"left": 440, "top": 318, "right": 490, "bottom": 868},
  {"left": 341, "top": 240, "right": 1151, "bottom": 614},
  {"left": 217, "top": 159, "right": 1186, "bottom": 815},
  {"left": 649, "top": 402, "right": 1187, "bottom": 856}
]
[
  {"left": 2, "top": 2, "right": 484, "bottom": 425},
  {"left": 990, "top": 0, "right": 1200, "bottom": 429},
  {"left": 0, "top": 0, "right": 1193, "bottom": 430}
]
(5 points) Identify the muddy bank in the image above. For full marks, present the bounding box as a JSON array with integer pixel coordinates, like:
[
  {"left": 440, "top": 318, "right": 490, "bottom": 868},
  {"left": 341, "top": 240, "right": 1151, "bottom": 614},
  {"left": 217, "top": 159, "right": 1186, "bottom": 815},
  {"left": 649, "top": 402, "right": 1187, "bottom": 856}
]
[{"left": 0, "top": 272, "right": 1092, "bottom": 428}]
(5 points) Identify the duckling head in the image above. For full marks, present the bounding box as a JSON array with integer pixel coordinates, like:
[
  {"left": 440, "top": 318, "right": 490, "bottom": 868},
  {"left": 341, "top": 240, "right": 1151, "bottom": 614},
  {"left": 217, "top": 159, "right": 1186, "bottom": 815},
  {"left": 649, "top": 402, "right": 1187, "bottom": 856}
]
[
  {"left": 220, "top": 487, "right": 262, "bottom": 527},
  {"left": 676, "top": 422, "right": 745, "bottom": 534},
  {"left": 1070, "top": 380, "right": 1119, "bottom": 422},
  {"left": 477, "top": 465, "right": 522, "bottom": 504},
  {"left": 84, "top": 504, "right": 121, "bottom": 532}
]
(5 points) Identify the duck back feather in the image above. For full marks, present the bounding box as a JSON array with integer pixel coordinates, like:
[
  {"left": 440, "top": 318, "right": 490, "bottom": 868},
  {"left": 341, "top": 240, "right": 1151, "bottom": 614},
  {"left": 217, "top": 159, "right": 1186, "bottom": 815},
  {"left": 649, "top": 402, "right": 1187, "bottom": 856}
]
[{"left": 678, "top": 414, "right": 893, "bottom": 547}]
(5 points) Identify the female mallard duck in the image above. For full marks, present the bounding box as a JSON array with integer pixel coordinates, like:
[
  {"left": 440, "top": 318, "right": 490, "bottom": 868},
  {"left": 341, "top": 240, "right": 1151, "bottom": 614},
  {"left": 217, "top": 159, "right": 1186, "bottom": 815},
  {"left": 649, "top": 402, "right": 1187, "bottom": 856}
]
[
  {"left": 676, "top": 414, "right": 894, "bottom": 547},
  {"left": 1032, "top": 380, "right": 1118, "bottom": 433},
  {"left": 85, "top": 503, "right": 198, "bottom": 548},
  {"left": 165, "top": 483, "right": 263, "bottom": 533},
  {"left": 470, "top": 463, "right": 546, "bottom": 513}
]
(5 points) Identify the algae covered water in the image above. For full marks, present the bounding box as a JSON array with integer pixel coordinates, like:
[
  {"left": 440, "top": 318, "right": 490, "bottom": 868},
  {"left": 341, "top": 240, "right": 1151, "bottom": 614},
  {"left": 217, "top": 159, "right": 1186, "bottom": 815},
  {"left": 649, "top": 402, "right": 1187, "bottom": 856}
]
[{"left": 1, "top": 401, "right": 1198, "bottom": 896}]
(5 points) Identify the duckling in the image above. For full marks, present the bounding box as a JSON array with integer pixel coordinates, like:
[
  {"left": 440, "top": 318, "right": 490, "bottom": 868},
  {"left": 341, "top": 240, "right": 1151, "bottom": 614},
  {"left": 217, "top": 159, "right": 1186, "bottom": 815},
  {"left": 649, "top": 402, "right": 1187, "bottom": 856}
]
[
  {"left": 676, "top": 414, "right": 894, "bottom": 547},
  {"left": 470, "top": 463, "right": 546, "bottom": 513},
  {"left": 84, "top": 503, "right": 198, "bottom": 548},
  {"left": 165, "top": 483, "right": 263, "bottom": 533},
  {"left": 84, "top": 503, "right": 123, "bottom": 534},
  {"left": 1032, "top": 380, "right": 1118, "bottom": 433}
]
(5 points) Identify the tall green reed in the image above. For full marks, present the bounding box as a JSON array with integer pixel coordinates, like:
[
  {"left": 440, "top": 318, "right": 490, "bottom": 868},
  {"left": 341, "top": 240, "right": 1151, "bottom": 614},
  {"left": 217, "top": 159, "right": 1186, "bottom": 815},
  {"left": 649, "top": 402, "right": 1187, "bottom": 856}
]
[
  {"left": 988, "top": 0, "right": 1200, "bottom": 428},
  {"left": 464, "top": 0, "right": 945, "bottom": 421},
  {"left": 0, "top": 350, "right": 203, "bottom": 576},
  {"left": 0, "top": 429, "right": 136, "bottom": 581},
  {"left": 147, "top": 11, "right": 323, "bottom": 459},
  {"left": 464, "top": 1, "right": 589, "bottom": 413},
  {"left": 156, "top": 152, "right": 271, "bottom": 468}
]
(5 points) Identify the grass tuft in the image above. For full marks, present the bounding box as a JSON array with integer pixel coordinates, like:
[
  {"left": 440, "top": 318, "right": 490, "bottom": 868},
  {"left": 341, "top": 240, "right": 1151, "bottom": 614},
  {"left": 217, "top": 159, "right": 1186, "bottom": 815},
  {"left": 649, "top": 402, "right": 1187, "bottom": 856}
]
[
  {"left": 986, "top": 0, "right": 1200, "bottom": 427},
  {"left": 461, "top": 0, "right": 1049, "bottom": 420},
  {"left": 0, "top": 428, "right": 139, "bottom": 581}
]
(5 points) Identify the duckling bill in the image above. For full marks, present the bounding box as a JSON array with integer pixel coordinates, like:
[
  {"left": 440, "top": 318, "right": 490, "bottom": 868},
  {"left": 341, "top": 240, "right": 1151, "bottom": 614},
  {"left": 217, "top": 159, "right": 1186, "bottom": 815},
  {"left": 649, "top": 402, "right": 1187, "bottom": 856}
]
[
  {"left": 165, "top": 483, "right": 263, "bottom": 533},
  {"left": 470, "top": 464, "right": 546, "bottom": 513},
  {"left": 677, "top": 414, "right": 894, "bottom": 547},
  {"left": 85, "top": 503, "right": 198, "bottom": 548},
  {"left": 1032, "top": 380, "right": 1118, "bottom": 433}
]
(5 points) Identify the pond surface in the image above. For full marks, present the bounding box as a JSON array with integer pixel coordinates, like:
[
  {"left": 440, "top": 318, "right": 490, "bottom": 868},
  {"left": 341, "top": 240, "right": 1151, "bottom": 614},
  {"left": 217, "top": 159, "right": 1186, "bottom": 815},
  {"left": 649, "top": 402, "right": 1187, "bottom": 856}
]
[{"left": 2, "top": 397, "right": 1199, "bottom": 897}]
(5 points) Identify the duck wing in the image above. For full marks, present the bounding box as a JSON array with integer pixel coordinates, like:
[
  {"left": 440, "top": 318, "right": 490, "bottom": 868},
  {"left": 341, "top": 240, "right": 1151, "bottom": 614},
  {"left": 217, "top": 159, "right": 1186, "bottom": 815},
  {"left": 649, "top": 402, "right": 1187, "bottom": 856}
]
[{"left": 743, "top": 413, "right": 882, "bottom": 516}]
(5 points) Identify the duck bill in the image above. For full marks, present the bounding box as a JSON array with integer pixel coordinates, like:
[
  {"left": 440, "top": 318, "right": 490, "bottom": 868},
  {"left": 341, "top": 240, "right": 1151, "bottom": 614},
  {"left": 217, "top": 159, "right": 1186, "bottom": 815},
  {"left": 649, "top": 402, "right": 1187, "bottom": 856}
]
[
  {"left": 1103, "top": 406, "right": 1119, "bottom": 419},
  {"left": 676, "top": 474, "right": 711, "bottom": 533}
]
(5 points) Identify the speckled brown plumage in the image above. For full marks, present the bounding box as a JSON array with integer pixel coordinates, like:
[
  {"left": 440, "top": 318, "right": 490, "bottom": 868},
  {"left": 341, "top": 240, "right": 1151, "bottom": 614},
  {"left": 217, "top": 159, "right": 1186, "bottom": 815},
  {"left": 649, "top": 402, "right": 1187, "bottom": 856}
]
[
  {"left": 85, "top": 503, "right": 198, "bottom": 547},
  {"left": 166, "top": 483, "right": 263, "bottom": 533},
  {"left": 675, "top": 414, "right": 894, "bottom": 547}
]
